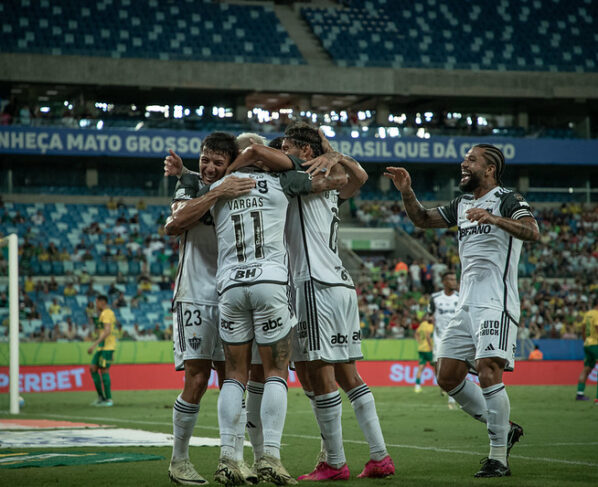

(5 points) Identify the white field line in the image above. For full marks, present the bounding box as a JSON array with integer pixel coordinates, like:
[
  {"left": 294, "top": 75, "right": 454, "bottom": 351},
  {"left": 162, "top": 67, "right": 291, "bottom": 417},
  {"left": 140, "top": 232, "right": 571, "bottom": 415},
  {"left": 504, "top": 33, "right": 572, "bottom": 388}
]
[{"left": 33, "top": 412, "right": 598, "bottom": 468}]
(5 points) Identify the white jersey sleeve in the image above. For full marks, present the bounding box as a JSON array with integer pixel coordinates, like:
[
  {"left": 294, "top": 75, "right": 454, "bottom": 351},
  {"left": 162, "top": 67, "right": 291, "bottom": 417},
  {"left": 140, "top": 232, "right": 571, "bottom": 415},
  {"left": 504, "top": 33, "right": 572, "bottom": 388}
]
[{"left": 172, "top": 175, "right": 219, "bottom": 305}]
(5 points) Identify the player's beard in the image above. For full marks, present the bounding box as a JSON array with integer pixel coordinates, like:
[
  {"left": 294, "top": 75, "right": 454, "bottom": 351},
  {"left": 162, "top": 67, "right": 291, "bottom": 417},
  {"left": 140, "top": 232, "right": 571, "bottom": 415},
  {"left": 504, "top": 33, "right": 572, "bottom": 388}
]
[{"left": 459, "top": 171, "right": 481, "bottom": 192}]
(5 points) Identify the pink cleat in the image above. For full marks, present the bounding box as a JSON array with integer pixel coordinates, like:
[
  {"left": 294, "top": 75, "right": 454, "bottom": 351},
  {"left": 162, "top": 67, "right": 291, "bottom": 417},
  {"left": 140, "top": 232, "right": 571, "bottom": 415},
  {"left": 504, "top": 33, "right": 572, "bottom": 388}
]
[
  {"left": 357, "top": 456, "right": 395, "bottom": 478},
  {"left": 297, "top": 462, "right": 350, "bottom": 481}
]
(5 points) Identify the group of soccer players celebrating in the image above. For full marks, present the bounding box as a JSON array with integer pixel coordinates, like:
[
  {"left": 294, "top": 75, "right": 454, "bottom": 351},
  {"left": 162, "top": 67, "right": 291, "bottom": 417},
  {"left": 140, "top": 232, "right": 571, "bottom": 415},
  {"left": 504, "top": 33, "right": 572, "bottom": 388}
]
[{"left": 162, "top": 123, "right": 540, "bottom": 484}]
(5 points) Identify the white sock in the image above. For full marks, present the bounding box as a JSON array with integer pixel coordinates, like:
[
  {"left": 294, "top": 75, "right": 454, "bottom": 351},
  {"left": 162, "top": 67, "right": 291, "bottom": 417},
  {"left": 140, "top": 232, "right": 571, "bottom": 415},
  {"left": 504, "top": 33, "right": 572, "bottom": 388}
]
[
  {"left": 172, "top": 394, "right": 199, "bottom": 462},
  {"left": 218, "top": 379, "right": 245, "bottom": 460},
  {"left": 314, "top": 390, "right": 346, "bottom": 468},
  {"left": 233, "top": 399, "right": 247, "bottom": 462},
  {"left": 483, "top": 383, "right": 510, "bottom": 467},
  {"left": 246, "top": 381, "right": 264, "bottom": 462},
  {"left": 347, "top": 384, "right": 388, "bottom": 461},
  {"left": 261, "top": 377, "right": 288, "bottom": 460},
  {"left": 448, "top": 379, "right": 488, "bottom": 423},
  {"left": 305, "top": 390, "right": 327, "bottom": 461}
]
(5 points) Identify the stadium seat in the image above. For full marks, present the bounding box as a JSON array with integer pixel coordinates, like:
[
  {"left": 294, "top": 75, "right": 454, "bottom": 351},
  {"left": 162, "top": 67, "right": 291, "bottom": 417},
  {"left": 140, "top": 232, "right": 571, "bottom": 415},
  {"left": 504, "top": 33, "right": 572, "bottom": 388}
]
[
  {"left": 0, "top": 0, "right": 305, "bottom": 65},
  {"left": 302, "top": 0, "right": 598, "bottom": 72}
]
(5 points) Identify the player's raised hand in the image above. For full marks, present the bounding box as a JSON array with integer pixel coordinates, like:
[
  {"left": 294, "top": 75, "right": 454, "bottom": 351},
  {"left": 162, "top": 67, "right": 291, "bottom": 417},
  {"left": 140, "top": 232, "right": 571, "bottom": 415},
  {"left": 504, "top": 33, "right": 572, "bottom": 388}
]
[
  {"left": 164, "top": 149, "right": 184, "bottom": 177},
  {"left": 466, "top": 208, "right": 498, "bottom": 225},
  {"left": 318, "top": 127, "right": 334, "bottom": 154},
  {"left": 216, "top": 176, "right": 256, "bottom": 198},
  {"left": 302, "top": 152, "right": 342, "bottom": 177},
  {"left": 384, "top": 167, "right": 412, "bottom": 193}
]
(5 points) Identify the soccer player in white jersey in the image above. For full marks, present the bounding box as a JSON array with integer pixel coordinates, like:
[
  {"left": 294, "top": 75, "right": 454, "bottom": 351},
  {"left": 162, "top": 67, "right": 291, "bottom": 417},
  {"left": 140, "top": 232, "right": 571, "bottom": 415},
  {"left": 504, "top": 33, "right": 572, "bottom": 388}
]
[
  {"left": 163, "top": 132, "right": 256, "bottom": 485},
  {"left": 210, "top": 149, "right": 343, "bottom": 486},
  {"left": 386, "top": 144, "right": 539, "bottom": 478},
  {"left": 428, "top": 271, "right": 459, "bottom": 408},
  {"left": 229, "top": 123, "right": 394, "bottom": 481}
]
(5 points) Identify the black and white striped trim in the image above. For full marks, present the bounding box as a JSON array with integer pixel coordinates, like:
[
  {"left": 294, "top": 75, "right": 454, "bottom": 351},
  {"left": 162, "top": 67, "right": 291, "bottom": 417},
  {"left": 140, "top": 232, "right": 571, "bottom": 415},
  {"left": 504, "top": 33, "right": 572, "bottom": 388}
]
[
  {"left": 304, "top": 280, "right": 321, "bottom": 352},
  {"left": 511, "top": 209, "right": 533, "bottom": 220},
  {"left": 223, "top": 379, "right": 246, "bottom": 393},
  {"left": 174, "top": 398, "right": 199, "bottom": 414},
  {"left": 176, "top": 302, "right": 186, "bottom": 353},
  {"left": 315, "top": 392, "right": 342, "bottom": 409},
  {"left": 448, "top": 380, "right": 467, "bottom": 397},
  {"left": 265, "top": 376, "right": 288, "bottom": 391},
  {"left": 247, "top": 382, "right": 264, "bottom": 395},
  {"left": 482, "top": 384, "right": 505, "bottom": 398},
  {"left": 347, "top": 384, "right": 371, "bottom": 403},
  {"left": 499, "top": 312, "right": 509, "bottom": 351}
]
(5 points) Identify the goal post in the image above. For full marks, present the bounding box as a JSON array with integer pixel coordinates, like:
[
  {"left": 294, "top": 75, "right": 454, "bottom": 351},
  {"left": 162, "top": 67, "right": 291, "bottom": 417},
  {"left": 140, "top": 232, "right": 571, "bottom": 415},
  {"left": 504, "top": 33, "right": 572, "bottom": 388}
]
[{"left": 1, "top": 233, "right": 19, "bottom": 414}]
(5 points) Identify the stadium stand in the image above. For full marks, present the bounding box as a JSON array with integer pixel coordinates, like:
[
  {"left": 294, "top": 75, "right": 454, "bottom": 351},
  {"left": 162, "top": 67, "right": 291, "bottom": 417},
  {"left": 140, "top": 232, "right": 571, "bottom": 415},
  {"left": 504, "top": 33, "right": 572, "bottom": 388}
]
[
  {"left": 0, "top": 199, "right": 594, "bottom": 343},
  {"left": 302, "top": 0, "right": 598, "bottom": 72},
  {"left": 0, "top": 0, "right": 304, "bottom": 65}
]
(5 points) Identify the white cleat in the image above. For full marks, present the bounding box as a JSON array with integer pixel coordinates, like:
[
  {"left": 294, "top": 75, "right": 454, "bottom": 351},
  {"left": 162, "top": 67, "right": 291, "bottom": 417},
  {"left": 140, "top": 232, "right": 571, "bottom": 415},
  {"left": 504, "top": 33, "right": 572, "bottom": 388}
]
[
  {"left": 169, "top": 459, "right": 209, "bottom": 485},
  {"left": 256, "top": 455, "right": 297, "bottom": 485},
  {"left": 240, "top": 461, "right": 258, "bottom": 485},
  {"left": 214, "top": 458, "right": 245, "bottom": 486}
]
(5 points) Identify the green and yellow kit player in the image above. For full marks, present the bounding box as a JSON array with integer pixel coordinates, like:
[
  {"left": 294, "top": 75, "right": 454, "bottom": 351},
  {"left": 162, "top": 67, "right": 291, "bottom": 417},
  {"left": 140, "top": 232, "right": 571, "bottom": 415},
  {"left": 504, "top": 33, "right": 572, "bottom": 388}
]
[
  {"left": 415, "top": 315, "right": 434, "bottom": 393},
  {"left": 88, "top": 295, "right": 117, "bottom": 406},
  {"left": 576, "top": 300, "right": 598, "bottom": 404}
]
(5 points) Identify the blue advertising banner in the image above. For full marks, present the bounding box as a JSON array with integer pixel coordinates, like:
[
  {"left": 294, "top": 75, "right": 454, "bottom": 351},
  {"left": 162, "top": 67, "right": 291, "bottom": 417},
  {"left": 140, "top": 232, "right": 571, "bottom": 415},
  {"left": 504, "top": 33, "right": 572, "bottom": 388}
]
[{"left": 1, "top": 126, "right": 597, "bottom": 165}]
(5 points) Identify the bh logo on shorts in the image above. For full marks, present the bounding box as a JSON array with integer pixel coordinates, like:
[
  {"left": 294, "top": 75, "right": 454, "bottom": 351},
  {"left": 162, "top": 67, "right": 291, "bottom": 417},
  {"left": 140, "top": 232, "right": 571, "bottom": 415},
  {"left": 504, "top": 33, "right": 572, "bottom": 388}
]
[
  {"left": 480, "top": 320, "right": 500, "bottom": 336},
  {"left": 261, "top": 317, "right": 282, "bottom": 332},
  {"left": 230, "top": 265, "right": 263, "bottom": 282}
]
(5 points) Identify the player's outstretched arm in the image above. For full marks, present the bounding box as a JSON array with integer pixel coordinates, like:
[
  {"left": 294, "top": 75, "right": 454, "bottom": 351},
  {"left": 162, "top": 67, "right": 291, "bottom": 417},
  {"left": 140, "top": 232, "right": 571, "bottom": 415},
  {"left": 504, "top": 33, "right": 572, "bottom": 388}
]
[
  {"left": 165, "top": 177, "right": 256, "bottom": 236},
  {"left": 226, "top": 144, "right": 293, "bottom": 174},
  {"left": 310, "top": 164, "right": 348, "bottom": 193},
  {"left": 338, "top": 154, "right": 368, "bottom": 199},
  {"left": 384, "top": 167, "right": 448, "bottom": 228},
  {"left": 466, "top": 210, "right": 540, "bottom": 241},
  {"left": 163, "top": 149, "right": 197, "bottom": 178}
]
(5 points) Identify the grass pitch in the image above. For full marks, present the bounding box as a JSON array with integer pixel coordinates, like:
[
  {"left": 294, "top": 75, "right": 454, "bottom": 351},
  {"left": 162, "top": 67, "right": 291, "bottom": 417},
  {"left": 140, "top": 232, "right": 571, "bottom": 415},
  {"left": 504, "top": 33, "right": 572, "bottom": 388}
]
[{"left": 1, "top": 385, "right": 597, "bottom": 486}]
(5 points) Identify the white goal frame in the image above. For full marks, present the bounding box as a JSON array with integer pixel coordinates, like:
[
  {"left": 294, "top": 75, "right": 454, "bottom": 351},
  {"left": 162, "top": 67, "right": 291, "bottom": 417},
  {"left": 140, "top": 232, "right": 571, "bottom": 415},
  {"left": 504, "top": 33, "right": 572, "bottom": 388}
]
[{"left": 1, "top": 234, "right": 19, "bottom": 414}]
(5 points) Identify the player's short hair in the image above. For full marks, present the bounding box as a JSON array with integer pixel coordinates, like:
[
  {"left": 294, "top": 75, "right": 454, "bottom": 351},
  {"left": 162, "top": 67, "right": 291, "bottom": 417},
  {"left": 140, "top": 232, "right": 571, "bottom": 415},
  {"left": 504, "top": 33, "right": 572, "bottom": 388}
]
[
  {"left": 236, "top": 132, "right": 266, "bottom": 151},
  {"left": 268, "top": 136, "right": 284, "bottom": 150},
  {"left": 441, "top": 271, "right": 455, "bottom": 280},
  {"left": 96, "top": 295, "right": 108, "bottom": 303},
  {"left": 201, "top": 132, "right": 238, "bottom": 163},
  {"left": 284, "top": 122, "right": 323, "bottom": 158},
  {"left": 474, "top": 144, "right": 505, "bottom": 186}
]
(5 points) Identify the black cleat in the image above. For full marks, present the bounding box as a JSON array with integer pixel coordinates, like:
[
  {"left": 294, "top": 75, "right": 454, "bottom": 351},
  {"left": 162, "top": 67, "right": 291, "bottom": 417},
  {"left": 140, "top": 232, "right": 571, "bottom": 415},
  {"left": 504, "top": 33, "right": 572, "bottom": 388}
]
[
  {"left": 474, "top": 458, "right": 511, "bottom": 478},
  {"left": 507, "top": 421, "right": 524, "bottom": 457}
]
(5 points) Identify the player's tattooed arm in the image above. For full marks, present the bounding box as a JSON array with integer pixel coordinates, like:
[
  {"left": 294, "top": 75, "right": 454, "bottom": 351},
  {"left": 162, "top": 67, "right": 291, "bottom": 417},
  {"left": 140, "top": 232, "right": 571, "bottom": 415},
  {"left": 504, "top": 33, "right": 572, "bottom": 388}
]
[
  {"left": 466, "top": 210, "right": 540, "bottom": 241},
  {"left": 310, "top": 163, "right": 348, "bottom": 193},
  {"left": 164, "top": 177, "right": 256, "bottom": 235},
  {"left": 384, "top": 166, "right": 449, "bottom": 228},
  {"left": 338, "top": 154, "right": 368, "bottom": 200}
]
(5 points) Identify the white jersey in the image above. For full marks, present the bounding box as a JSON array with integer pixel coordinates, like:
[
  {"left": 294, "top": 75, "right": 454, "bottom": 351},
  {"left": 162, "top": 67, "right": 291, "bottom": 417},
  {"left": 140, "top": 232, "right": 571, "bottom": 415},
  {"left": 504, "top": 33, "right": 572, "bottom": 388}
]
[
  {"left": 285, "top": 156, "right": 353, "bottom": 288},
  {"left": 428, "top": 290, "right": 459, "bottom": 342},
  {"left": 437, "top": 186, "right": 534, "bottom": 321},
  {"left": 212, "top": 169, "right": 305, "bottom": 295},
  {"left": 171, "top": 175, "right": 218, "bottom": 305}
]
